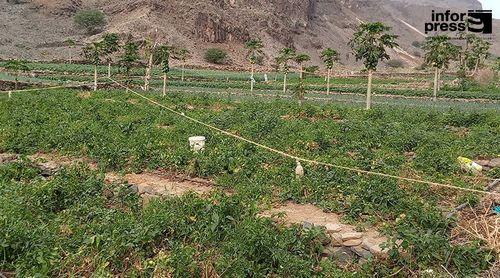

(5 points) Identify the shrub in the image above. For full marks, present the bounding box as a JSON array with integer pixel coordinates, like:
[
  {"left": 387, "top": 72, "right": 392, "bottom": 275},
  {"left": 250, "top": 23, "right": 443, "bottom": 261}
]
[
  {"left": 386, "top": 59, "right": 405, "bottom": 68},
  {"left": 74, "top": 10, "right": 106, "bottom": 35},
  {"left": 204, "top": 48, "right": 228, "bottom": 64}
]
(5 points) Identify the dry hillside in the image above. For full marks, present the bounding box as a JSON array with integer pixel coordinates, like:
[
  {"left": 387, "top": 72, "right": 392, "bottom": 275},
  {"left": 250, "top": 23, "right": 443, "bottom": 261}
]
[{"left": 0, "top": 0, "right": 497, "bottom": 69}]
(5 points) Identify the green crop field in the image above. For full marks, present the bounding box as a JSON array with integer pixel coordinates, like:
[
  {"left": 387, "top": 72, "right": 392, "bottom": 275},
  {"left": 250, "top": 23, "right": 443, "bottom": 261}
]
[
  {"left": 1, "top": 4, "right": 499, "bottom": 276},
  {"left": 0, "top": 78, "right": 499, "bottom": 276}
]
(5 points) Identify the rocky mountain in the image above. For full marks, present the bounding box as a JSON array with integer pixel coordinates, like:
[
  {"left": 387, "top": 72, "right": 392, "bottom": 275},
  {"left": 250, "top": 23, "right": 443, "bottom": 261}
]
[{"left": 0, "top": 0, "right": 497, "bottom": 69}]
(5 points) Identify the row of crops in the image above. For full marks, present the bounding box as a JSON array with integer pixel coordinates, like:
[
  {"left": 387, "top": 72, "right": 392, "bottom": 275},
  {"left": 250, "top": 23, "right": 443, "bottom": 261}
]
[
  {"left": 2, "top": 60, "right": 499, "bottom": 102},
  {"left": 0, "top": 88, "right": 498, "bottom": 276}
]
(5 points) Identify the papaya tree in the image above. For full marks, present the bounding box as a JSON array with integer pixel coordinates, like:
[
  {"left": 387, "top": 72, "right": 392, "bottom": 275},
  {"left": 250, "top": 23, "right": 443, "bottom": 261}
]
[
  {"left": 4, "top": 60, "right": 29, "bottom": 90},
  {"left": 276, "top": 47, "right": 296, "bottom": 96},
  {"left": 422, "top": 35, "right": 459, "bottom": 101},
  {"left": 294, "top": 53, "right": 310, "bottom": 79},
  {"left": 101, "top": 33, "right": 120, "bottom": 78},
  {"left": 321, "top": 48, "right": 340, "bottom": 94},
  {"left": 245, "top": 38, "right": 264, "bottom": 93},
  {"left": 63, "top": 38, "right": 76, "bottom": 64},
  {"left": 143, "top": 31, "right": 159, "bottom": 91},
  {"left": 349, "top": 22, "right": 398, "bottom": 109},
  {"left": 175, "top": 48, "right": 191, "bottom": 81},
  {"left": 464, "top": 34, "right": 490, "bottom": 76},
  {"left": 119, "top": 41, "right": 140, "bottom": 84},
  {"left": 83, "top": 41, "right": 102, "bottom": 91},
  {"left": 153, "top": 45, "right": 172, "bottom": 96}
]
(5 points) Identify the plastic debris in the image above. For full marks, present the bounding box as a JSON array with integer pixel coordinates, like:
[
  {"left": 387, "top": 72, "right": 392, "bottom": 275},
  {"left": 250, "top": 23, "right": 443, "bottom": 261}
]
[
  {"left": 189, "top": 136, "right": 206, "bottom": 152},
  {"left": 494, "top": 206, "right": 500, "bottom": 215},
  {"left": 295, "top": 160, "right": 304, "bottom": 179},
  {"left": 457, "top": 156, "right": 482, "bottom": 173}
]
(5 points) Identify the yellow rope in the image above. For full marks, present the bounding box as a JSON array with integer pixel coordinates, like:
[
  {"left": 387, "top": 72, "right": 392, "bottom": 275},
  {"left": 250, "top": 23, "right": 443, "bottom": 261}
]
[{"left": 108, "top": 78, "right": 497, "bottom": 196}]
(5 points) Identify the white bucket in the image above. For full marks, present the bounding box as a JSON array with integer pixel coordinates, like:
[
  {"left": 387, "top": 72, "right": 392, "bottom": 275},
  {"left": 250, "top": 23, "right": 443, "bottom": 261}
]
[{"left": 189, "top": 136, "right": 206, "bottom": 152}]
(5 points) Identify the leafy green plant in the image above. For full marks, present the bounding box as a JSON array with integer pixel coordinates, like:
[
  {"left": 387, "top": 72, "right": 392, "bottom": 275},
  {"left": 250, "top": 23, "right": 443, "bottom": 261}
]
[
  {"left": 245, "top": 38, "right": 264, "bottom": 93},
  {"left": 3, "top": 60, "right": 29, "bottom": 90},
  {"left": 321, "top": 48, "right": 340, "bottom": 94},
  {"left": 101, "top": 33, "right": 120, "bottom": 78},
  {"left": 349, "top": 22, "right": 399, "bottom": 109},
  {"left": 153, "top": 45, "right": 172, "bottom": 96},
  {"left": 204, "top": 48, "right": 228, "bottom": 65},
  {"left": 422, "top": 35, "right": 460, "bottom": 100},
  {"left": 74, "top": 10, "right": 106, "bottom": 35}
]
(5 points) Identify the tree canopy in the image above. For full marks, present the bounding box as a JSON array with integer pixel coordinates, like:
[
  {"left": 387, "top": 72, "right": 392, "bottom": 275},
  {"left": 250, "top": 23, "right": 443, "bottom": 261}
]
[
  {"left": 245, "top": 38, "right": 264, "bottom": 65},
  {"left": 101, "top": 33, "right": 120, "bottom": 57},
  {"left": 276, "top": 47, "right": 296, "bottom": 73},
  {"left": 153, "top": 45, "right": 172, "bottom": 74},
  {"left": 74, "top": 10, "right": 106, "bottom": 35},
  {"left": 83, "top": 42, "right": 102, "bottom": 65},
  {"left": 349, "top": 22, "right": 398, "bottom": 71},
  {"left": 422, "top": 35, "right": 460, "bottom": 69},
  {"left": 321, "top": 48, "right": 340, "bottom": 70}
]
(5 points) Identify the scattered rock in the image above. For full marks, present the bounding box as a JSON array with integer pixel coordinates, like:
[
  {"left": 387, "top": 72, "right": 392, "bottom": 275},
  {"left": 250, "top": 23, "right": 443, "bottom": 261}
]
[
  {"left": 36, "top": 161, "right": 61, "bottom": 176},
  {"left": 362, "top": 238, "right": 387, "bottom": 255},
  {"left": 141, "top": 193, "right": 158, "bottom": 206},
  {"left": 351, "top": 246, "right": 372, "bottom": 259},
  {"left": 317, "top": 233, "right": 331, "bottom": 246},
  {"left": 330, "top": 233, "right": 343, "bottom": 247},
  {"left": 341, "top": 232, "right": 363, "bottom": 241},
  {"left": 342, "top": 239, "right": 363, "bottom": 247},
  {"left": 475, "top": 160, "right": 490, "bottom": 167},
  {"left": 0, "top": 153, "right": 19, "bottom": 164},
  {"left": 324, "top": 223, "right": 342, "bottom": 233},
  {"left": 321, "top": 246, "right": 336, "bottom": 258},
  {"left": 129, "top": 184, "right": 139, "bottom": 193},
  {"left": 302, "top": 221, "right": 314, "bottom": 230},
  {"left": 331, "top": 247, "right": 356, "bottom": 265},
  {"left": 489, "top": 158, "right": 500, "bottom": 168}
]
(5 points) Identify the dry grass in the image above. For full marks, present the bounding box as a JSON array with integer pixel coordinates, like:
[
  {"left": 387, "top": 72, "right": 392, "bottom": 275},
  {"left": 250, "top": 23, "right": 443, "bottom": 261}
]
[{"left": 453, "top": 197, "right": 499, "bottom": 254}]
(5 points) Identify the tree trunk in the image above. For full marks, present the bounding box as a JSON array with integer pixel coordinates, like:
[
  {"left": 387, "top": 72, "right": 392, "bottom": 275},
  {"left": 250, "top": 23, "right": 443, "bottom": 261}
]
[
  {"left": 366, "top": 70, "right": 373, "bottom": 110},
  {"left": 433, "top": 67, "right": 438, "bottom": 101},
  {"left": 93, "top": 65, "right": 98, "bottom": 91},
  {"left": 108, "top": 63, "right": 111, "bottom": 78},
  {"left": 282, "top": 73, "right": 287, "bottom": 96},
  {"left": 437, "top": 69, "right": 441, "bottom": 92},
  {"left": 14, "top": 72, "right": 19, "bottom": 90},
  {"left": 181, "top": 63, "right": 185, "bottom": 82},
  {"left": 162, "top": 73, "right": 167, "bottom": 97},
  {"left": 472, "top": 59, "right": 480, "bottom": 76},
  {"left": 250, "top": 64, "right": 255, "bottom": 93},
  {"left": 144, "top": 52, "right": 153, "bottom": 91},
  {"left": 327, "top": 69, "right": 331, "bottom": 94}
]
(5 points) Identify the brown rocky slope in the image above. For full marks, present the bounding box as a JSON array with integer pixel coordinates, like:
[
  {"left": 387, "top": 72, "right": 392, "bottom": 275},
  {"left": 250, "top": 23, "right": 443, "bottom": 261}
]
[{"left": 0, "top": 0, "right": 497, "bottom": 69}]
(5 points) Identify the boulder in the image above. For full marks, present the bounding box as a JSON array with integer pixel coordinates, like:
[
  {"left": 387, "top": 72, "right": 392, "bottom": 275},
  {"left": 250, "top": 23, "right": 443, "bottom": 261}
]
[
  {"left": 36, "top": 161, "right": 61, "bottom": 176},
  {"left": 340, "top": 232, "right": 363, "bottom": 241},
  {"left": 342, "top": 239, "right": 362, "bottom": 247},
  {"left": 351, "top": 246, "right": 373, "bottom": 259},
  {"left": 324, "top": 223, "right": 342, "bottom": 233},
  {"left": 362, "top": 238, "right": 387, "bottom": 255}
]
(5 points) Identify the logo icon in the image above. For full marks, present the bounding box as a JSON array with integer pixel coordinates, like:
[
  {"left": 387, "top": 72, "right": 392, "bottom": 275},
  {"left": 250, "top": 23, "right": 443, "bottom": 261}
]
[
  {"left": 424, "top": 10, "right": 493, "bottom": 35},
  {"left": 468, "top": 10, "right": 492, "bottom": 34}
]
